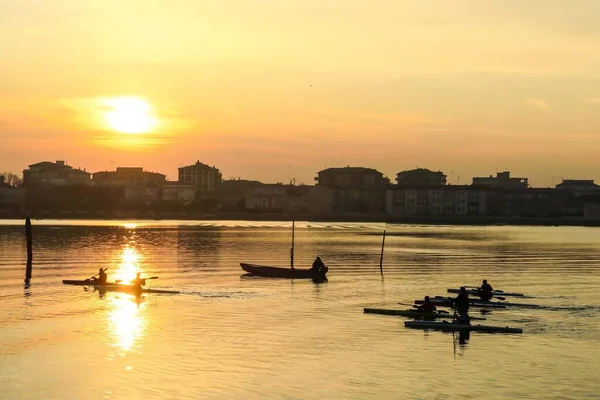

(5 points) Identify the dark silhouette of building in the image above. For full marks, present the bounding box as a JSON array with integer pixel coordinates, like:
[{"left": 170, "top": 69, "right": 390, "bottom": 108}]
[
  {"left": 396, "top": 168, "right": 447, "bottom": 186},
  {"left": 316, "top": 166, "right": 389, "bottom": 213},
  {"left": 178, "top": 161, "right": 222, "bottom": 194},
  {"left": 23, "top": 160, "right": 91, "bottom": 187},
  {"left": 555, "top": 179, "right": 600, "bottom": 194},
  {"left": 386, "top": 185, "right": 485, "bottom": 216},
  {"left": 92, "top": 167, "right": 166, "bottom": 187},
  {"left": 472, "top": 171, "right": 528, "bottom": 188},
  {"left": 316, "top": 166, "right": 389, "bottom": 189}
]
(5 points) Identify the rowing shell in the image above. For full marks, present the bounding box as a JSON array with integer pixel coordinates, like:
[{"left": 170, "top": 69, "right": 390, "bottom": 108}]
[
  {"left": 428, "top": 296, "right": 540, "bottom": 309},
  {"left": 364, "top": 308, "right": 486, "bottom": 320},
  {"left": 63, "top": 279, "right": 179, "bottom": 294},
  {"left": 447, "top": 288, "right": 525, "bottom": 297},
  {"left": 404, "top": 320, "right": 523, "bottom": 334},
  {"left": 94, "top": 284, "right": 180, "bottom": 295}
]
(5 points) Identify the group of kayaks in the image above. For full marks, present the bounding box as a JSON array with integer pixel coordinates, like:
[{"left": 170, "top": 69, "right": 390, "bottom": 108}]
[{"left": 364, "top": 285, "right": 533, "bottom": 334}]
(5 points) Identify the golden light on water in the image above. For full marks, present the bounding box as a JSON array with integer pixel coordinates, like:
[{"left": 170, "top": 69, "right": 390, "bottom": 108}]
[
  {"left": 108, "top": 295, "right": 146, "bottom": 351},
  {"left": 103, "top": 97, "right": 157, "bottom": 134},
  {"left": 113, "top": 246, "right": 143, "bottom": 284}
]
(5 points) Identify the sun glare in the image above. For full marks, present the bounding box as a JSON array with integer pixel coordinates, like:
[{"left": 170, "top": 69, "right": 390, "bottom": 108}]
[{"left": 104, "top": 97, "right": 157, "bottom": 134}]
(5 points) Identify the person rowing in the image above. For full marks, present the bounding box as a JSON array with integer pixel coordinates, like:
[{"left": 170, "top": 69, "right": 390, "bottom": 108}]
[
  {"left": 453, "top": 286, "right": 471, "bottom": 325},
  {"left": 310, "top": 256, "right": 326, "bottom": 275},
  {"left": 479, "top": 279, "right": 494, "bottom": 301},
  {"left": 131, "top": 272, "right": 146, "bottom": 290},
  {"left": 91, "top": 268, "right": 108, "bottom": 285},
  {"left": 416, "top": 296, "right": 437, "bottom": 313}
]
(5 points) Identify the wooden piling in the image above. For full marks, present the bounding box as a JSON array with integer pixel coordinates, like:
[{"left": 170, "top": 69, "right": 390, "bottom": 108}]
[
  {"left": 25, "top": 217, "right": 32, "bottom": 284},
  {"left": 379, "top": 229, "right": 386, "bottom": 274}
]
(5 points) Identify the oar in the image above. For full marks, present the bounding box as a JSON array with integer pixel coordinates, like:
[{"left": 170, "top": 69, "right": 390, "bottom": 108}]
[
  {"left": 113, "top": 276, "right": 158, "bottom": 284},
  {"left": 398, "top": 302, "right": 419, "bottom": 308},
  {"left": 89, "top": 268, "right": 109, "bottom": 280}
]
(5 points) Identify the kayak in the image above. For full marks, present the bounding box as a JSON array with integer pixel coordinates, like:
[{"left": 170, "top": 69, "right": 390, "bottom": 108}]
[
  {"left": 404, "top": 320, "right": 523, "bottom": 334},
  {"left": 364, "top": 308, "right": 486, "bottom": 320},
  {"left": 447, "top": 288, "right": 525, "bottom": 297},
  {"left": 240, "top": 263, "right": 328, "bottom": 280},
  {"left": 414, "top": 298, "right": 507, "bottom": 309},
  {"left": 63, "top": 279, "right": 110, "bottom": 286},
  {"left": 425, "top": 296, "right": 539, "bottom": 309},
  {"left": 63, "top": 279, "right": 179, "bottom": 294},
  {"left": 94, "top": 284, "right": 180, "bottom": 295}
]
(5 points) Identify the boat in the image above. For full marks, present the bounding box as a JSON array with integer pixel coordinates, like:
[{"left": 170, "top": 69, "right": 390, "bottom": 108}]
[
  {"left": 64, "top": 279, "right": 111, "bottom": 286},
  {"left": 363, "top": 308, "right": 486, "bottom": 320},
  {"left": 63, "top": 279, "right": 179, "bottom": 294},
  {"left": 414, "top": 298, "right": 507, "bottom": 309},
  {"left": 404, "top": 320, "right": 523, "bottom": 334},
  {"left": 240, "top": 263, "right": 328, "bottom": 280},
  {"left": 447, "top": 288, "right": 525, "bottom": 297},
  {"left": 240, "top": 221, "right": 328, "bottom": 281},
  {"left": 94, "top": 284, "right": 180, "bottom": 295},
  {"left": 417, "top": 296, "right": 539, "bottom": 309}
]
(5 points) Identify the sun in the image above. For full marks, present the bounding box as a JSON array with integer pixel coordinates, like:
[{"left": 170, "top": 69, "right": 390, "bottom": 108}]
[{"left": 104, "top": 97, "right": 157, "bottom": 134}]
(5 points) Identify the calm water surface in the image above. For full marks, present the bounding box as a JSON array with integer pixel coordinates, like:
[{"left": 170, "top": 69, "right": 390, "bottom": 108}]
[{"left": 1, "top": 220, "right": 599, "bottom": 399}]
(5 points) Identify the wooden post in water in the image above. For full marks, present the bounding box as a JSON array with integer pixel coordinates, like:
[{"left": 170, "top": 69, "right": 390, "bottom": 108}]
[
  {"left": 290, "top": 221, "right": 295, "bottom": 269},
  {"left": 25, "top": 217, "right": 33, "bottom": 284},
  {"left": 379, "top": 229, "right": 386, "bottom": 274}
]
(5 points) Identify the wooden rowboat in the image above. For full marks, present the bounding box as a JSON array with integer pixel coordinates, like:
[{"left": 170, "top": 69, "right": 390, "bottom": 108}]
[{"left": 240, "top": 263, "right": 328, "bottom": 280}]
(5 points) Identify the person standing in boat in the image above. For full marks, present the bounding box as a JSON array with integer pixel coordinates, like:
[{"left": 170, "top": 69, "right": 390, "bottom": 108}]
[
  {"left": 417, "top": 296, "right": 437, "bottom": 313},
  {"left": 92, "top": 268, "right": 108, "bottom": 285},
  {"left": 453, "top": 287, "right": 470, "bottom": 325},
  {"left": 131, "top": 272, "right": 146, "bottom": 290},
  {"left": 311, "top": 257, "right": 325, "bottom": 274},
  {"left": 479, "top": 279, "right": 494, "bottom": 301}
]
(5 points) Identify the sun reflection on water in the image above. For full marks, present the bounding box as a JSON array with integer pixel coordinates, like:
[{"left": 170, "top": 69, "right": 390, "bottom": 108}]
[
  {"left": 108, "top": 294, "right": 146, "bottom": 351},
  {"left": 113, "top": 246, "right": 143, "bottom": 284}
]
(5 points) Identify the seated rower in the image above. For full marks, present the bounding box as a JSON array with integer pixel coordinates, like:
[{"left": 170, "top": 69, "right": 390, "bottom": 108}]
[
  {"left": 453, "top": 286, "right": 471, "bottom": 325},
  {"left": 417, "top": 296, "right": 437, "bottom": 313},
  {"left": 131, "top": 272, "right": 146, "bottom": 290},
  {"left": 479, "top": 279, "right": 494, "bottom": 301},
  {"left": 311, "top": 257, "right": 325, "bottom": 273},
  {"left": 92, "top": 268, "right": 108, "bottom": 285}
]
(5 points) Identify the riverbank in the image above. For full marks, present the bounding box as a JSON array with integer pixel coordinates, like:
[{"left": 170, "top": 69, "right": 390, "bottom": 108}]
[{"left": 1, "top": 210, "right": 600, "bottom": 226}]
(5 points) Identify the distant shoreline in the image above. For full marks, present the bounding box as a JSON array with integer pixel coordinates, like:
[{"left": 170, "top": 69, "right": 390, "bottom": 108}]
[{"left": 1, "top": 211, "right": 599, "bottom": 227}]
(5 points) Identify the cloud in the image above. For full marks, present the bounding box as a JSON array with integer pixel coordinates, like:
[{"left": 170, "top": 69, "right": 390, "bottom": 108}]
[{"left": 524, "top": 98, "right": 549, "bottom": 111}]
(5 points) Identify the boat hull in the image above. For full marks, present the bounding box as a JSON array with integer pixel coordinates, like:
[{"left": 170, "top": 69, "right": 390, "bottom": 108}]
[
  {"left": 414, "top": 299, "right": 507, "bottom": 309},
  {"left": 94, "top": 285, "right": 180, "bottom": 295},
  {"left": 447, "top": 288, "right": 524, "bottom": 297},
  {"left": 63, "top": 280, "right": 179, "bottom": 294},
  {"left": 421, "top": 296, "right": 539, "bottom": 309},
  {"left": 404, "top": 320, "right": 523, "bottom": 334},
  {"left": 364, "top": 308, "right": 486, "bottom": 320},
  {"left": 240, "top": 263, "right": 327, "bottom": 280}
]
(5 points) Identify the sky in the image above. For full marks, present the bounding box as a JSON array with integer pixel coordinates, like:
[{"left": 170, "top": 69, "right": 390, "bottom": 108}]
[{"left": 1, "top": 0, "right": 599, "bottom": 187}]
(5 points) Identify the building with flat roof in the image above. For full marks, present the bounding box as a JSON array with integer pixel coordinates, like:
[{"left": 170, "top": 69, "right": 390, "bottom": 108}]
[
  {"left": 23, "top": 160, "right": 91, "bottom": 186},
  {"left": 93, "top": 167, "right": 166, "bottom": 187},
  {"left": 178, "top": 161, "right": 222, "bottom": 194},
  {"left": 316, "top": 166, "right": 389, "bottom": 190},
  {"left": 472, "top": 171, "right": 528, "bottom": 188},
  {"left": 396, "top": 168, "right": 447, "bottom": 186}
]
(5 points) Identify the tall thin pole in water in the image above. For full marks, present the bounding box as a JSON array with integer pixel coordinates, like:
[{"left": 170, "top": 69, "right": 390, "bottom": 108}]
[
  {"left": 290, "top": 221, "right": 295, "bottom": 270},
  {"left": 379, "top": 229, "right": 386, "bottom": 274},
  {"left": 25, "top": 217, "right": 33, "bottom": 285}
]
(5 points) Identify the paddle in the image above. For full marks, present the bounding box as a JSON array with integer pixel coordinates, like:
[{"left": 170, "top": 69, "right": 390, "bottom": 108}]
[
  {"left": 397, "top": 302, "right": 449, "bottom": 314},
  {"left": 110, "top": 276, "right": 158, "bottom": 285},
  {"left": 398, "top": 302, "right": 419, "bottom": 308},
  {"left": 89, "top": 267, "right": 109, "bottom": 280}
]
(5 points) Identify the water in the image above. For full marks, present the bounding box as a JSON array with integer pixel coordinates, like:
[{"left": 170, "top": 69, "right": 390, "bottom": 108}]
[{"left": 1, "top": 220, "right": 600, "bottom": 399}]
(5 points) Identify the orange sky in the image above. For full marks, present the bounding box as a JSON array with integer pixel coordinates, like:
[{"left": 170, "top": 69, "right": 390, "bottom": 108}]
[{"left": 1, "top": 1, "right": 599, "bottom": 186}]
